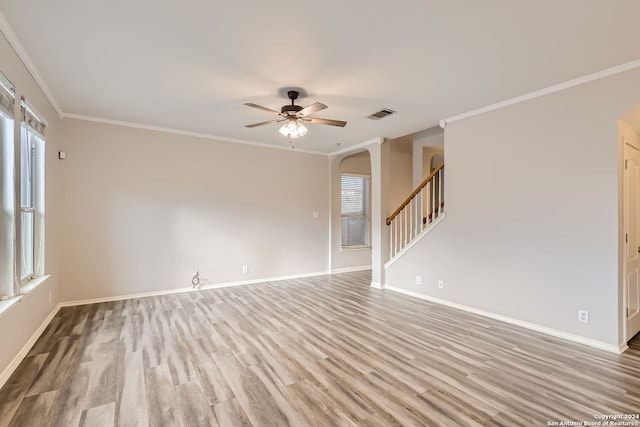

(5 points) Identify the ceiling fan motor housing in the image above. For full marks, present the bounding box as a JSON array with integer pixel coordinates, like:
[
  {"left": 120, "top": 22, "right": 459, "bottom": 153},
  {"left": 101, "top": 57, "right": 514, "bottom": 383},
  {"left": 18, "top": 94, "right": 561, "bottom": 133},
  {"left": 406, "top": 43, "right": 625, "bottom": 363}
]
[
  {"left": 282, "top": 90, "right": 303, "bottom": 115},
  {"left": 281, "top": 104, "right": 303, "bottom": 115}
]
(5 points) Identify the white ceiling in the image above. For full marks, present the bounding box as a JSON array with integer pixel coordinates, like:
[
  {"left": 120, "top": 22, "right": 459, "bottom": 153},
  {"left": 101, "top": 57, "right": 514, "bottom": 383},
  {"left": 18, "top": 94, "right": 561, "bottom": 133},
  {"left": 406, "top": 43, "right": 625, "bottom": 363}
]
[{"left": 1, "top": 1, "right": 640, "bottom": 154}]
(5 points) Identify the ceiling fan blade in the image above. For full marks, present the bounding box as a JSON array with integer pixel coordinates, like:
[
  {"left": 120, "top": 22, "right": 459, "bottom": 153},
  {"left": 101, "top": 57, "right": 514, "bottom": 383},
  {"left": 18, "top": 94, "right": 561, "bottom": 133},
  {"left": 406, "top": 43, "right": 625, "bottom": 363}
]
[
  {"left": 302, "top": 117, "right": 347, "bottom": 127},
  {"left": 245, "top": 119, "right": 286, "bottom": 128},
  {"left": 297, "top": 102, "right": 327, "bottom": 117},
  {"left": 244, "top": 103, "right": 284, "bottom": 116}
]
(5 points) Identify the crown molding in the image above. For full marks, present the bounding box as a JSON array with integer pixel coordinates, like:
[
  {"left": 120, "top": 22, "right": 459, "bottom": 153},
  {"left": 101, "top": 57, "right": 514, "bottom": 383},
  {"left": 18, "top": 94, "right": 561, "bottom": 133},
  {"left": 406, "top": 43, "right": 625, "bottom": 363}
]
[
  {"left": 442, "top": 59, "right": 640, "bottom": 126},
  {"left": 0, "top": 9, "right": 63, "bottom": 119},
  {"left": 65, "top": 112, "right": 383, "bottom": 158},
  {"left": 329, "top": 137, "right": 383, "bottom": 158},
  {"left": 4, "top": 4, "right": 638, "bottom": 151},
  {"left": 62, "top": 113, "right": 328, "bottom": 156}
]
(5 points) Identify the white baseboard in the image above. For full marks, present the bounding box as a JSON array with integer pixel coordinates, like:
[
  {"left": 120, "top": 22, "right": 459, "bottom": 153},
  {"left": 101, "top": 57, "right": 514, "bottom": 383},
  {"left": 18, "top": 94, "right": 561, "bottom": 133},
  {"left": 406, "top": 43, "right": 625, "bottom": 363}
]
[
  {"left": 385, "top": 285, "right": 623, "bottom": 354},
  {"left": 3, "top": 269, "right": 355, "bottom": 388},
  {"left": 2, "top": 273, "right": 628, "bottom": 393},
  {"left": 60, "top": 270, "right": 332, "bottom": 307},
  {"left": 0, "top": 303, "right": 61, "bottom": 389},
  {"left": 331, "top": 265, "right": 372, "bottom": 274}
]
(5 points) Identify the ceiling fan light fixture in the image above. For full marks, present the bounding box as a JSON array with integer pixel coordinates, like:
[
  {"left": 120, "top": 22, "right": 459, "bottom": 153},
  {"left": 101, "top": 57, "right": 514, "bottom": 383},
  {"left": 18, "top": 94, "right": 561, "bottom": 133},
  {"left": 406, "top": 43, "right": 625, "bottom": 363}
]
[
  {"left": 296, "top": 121, "right": 308, "bottom": 137},
  {"left": 279, "top": 118, "right": 308, "bottom": 139},
  {"left": 244, "top": 89, "right": 345, "bottom": 142}
]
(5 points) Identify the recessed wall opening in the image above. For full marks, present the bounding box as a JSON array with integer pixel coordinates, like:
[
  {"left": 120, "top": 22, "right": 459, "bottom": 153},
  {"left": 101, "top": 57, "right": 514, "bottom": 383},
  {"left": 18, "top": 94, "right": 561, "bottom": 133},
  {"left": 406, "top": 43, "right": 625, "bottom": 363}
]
[{"left": 339, "top": 151, "right": 372, "bottom": 251}]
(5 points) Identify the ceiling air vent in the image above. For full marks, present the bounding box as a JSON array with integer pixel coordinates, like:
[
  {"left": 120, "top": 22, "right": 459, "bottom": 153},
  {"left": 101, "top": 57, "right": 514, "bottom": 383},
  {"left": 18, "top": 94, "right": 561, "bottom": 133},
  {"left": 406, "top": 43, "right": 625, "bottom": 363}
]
[{"left": 367, "top": 108, "right": 397, "bottom": 120}]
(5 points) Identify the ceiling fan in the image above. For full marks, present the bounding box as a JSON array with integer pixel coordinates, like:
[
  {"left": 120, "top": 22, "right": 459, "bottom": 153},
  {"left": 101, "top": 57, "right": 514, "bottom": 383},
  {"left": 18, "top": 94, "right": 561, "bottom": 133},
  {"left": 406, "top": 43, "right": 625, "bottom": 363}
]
[{"left": 244, "top": 90, "right": 347, "bottom": 139}]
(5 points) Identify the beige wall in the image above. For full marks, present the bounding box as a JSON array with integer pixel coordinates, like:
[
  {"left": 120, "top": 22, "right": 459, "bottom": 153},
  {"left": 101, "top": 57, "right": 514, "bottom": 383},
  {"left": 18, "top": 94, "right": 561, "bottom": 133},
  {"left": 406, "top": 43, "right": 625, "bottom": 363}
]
[
  {"left": 413, "top": 127, "right": 444, "bottom": 187},
  {"left": 422, "top": 147, "right": 444, "bottom": 177},
  {"left": 340, "top": 151, "right": 370, "bottom": 175},
  {"left": 388, "top": 136, "right": 413, "bottom": 211},
  {"left": 0, "top": 32, "right": 62, "bottom": 381},
  {"left": 58, "top": 119, "right": 330, "bottom": 301},
  {"left": 387, "top": 67, "right": 640, "bottom": 348}
]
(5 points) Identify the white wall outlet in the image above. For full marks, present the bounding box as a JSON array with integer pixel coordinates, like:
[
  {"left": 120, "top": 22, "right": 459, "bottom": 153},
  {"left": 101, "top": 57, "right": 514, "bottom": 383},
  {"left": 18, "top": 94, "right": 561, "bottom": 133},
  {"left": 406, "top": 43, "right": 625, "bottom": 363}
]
[
  {"left": 416, "top": 276, "right": 421, "bottom": 285},
  {"left": 242, "top": 265, "right": 249, "bottom": 274},
  {"left": 312, "top": 211, "right": 319, "bottom": 219},
  {"left": 49, "top": 290, "right": 52, "bottom": 303},
  {"left": 438, "top": 280, "right": 444, "bottom": 289},
  {"left": 578, "top": 309, "right": 589, "bottom": 324}
]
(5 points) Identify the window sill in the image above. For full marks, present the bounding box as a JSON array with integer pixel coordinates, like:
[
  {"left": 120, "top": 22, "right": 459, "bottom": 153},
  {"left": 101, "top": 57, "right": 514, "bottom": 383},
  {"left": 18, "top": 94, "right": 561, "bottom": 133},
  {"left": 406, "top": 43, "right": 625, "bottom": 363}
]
[
  {"left": 340, "top": 246, "right": 372, "bottom": 252},
  {"left": 0, "top": 275, "right": 51, "bottom": 318},
  {"left": 20, "top": 275, "right": 50, "bottom": 294}
]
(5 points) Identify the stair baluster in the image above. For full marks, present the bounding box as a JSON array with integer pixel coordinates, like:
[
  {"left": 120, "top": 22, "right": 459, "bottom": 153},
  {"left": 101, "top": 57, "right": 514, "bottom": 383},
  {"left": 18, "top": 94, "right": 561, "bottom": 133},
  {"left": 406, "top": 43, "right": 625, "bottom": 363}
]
[{"left": 386, "top": 163, "right": 444, "bottom": 259}]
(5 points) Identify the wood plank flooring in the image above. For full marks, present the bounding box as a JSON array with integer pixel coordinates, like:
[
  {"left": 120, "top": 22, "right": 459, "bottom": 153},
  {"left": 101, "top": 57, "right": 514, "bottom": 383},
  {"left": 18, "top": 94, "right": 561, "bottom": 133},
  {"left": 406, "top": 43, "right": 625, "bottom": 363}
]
[{"left": 1, "top": 270, "right": 640, "bottom": 426}]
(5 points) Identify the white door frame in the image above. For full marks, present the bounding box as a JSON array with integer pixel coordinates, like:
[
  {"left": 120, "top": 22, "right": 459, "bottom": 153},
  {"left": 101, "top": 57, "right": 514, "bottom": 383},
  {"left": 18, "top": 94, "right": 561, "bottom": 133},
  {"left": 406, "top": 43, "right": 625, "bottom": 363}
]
[{"left": 622, "top": 133, "right": 640, "bottom": 343}]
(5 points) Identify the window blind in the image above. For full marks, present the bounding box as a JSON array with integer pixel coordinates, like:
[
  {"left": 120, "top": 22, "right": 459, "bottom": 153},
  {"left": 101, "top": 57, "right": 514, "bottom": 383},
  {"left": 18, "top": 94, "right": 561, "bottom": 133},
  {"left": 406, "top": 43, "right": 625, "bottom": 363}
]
[
  {"left": 341, "top": 175, "right": 369, "bottom": 215},
  {"left": 341, "top": 174, "right": 370, "bottom": 247}
]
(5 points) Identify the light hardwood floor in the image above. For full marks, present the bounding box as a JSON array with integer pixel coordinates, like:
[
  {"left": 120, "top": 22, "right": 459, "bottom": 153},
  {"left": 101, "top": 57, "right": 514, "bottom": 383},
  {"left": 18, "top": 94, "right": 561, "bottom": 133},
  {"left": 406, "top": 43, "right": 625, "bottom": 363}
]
[{"left": 1, "top": 270, "right": 639, "bottom": 426}]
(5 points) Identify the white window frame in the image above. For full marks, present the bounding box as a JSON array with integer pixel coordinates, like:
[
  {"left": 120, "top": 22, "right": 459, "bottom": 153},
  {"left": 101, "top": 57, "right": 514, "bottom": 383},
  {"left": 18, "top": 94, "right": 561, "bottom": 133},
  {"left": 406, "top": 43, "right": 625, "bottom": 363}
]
[
  {"left": 20, "top": 126, "right": 35, "bottom": 281},
  {"left": 18, "top": 101, "right": 45, "bottom": 285}
]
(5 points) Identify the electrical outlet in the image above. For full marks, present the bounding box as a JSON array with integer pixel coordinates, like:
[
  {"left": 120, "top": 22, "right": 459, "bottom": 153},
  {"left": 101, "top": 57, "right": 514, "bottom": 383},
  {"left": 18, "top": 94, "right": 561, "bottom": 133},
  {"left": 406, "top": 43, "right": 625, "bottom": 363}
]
[
  {"left": 416, "top": 276, "right": 421, "bottom": 285},
  {"left": 242, "top": 265, "right": 249, "bottom": 274},
  {"left": 191, "top": 270, "right": 200, "bottom": 287},
  {"left": 49, "top": 290, "right": 52, "bottom": 303},
  {"left": 578, "top": 310, "right": 589, "bottom": 324},
  {"left": 438, "top": 280, "right": 444, "bottom": 289},
  {"left": 312, "top": 211, "right": 319, "bottom": 219}
]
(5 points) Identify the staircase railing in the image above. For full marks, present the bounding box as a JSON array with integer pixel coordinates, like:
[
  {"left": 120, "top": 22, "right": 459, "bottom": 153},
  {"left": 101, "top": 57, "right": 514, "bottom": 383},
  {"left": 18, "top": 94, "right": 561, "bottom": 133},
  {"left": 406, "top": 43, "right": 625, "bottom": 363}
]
[{"left": 386, "top": 163, "right": 444, "bottom": 259}]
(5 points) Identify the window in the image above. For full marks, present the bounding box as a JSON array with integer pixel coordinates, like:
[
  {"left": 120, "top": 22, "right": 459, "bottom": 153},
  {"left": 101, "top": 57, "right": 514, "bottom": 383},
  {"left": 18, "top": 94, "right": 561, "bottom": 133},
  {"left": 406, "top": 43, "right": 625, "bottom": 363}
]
[
  {"left": 19, "top": 100, "right": 45, "bottom": 284},
  {"left": 341, "top": 174, "right": 370, "bottom": 248},
  {"left": 0, "top": 76, "right": 46, "bottom": 300},
  {"left": 20, "top": 127, "right": 36, "bottom": 279}
]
